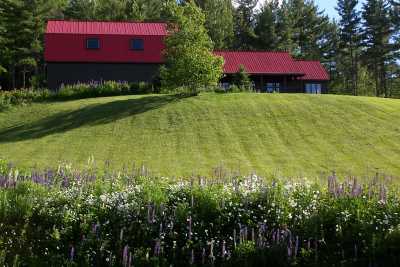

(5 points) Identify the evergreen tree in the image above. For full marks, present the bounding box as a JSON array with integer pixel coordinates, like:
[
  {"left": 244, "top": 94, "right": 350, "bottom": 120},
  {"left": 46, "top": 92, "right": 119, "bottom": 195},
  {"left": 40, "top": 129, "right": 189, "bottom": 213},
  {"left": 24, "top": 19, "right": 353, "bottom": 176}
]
[
  {"left": 0, "top": 0, "right": 64, "bottom": 88},
  {"left": 324, "top": 21, "right": 342, "bottom": 92},
  {"left": 160, "top": 0, "right": 224, "bottom": 94},
  {"left": 362, "top": 0, "right": 396, "bottom": 97},
  {"left": 233, "top": 0, "right": 258, "bottom": 50},
  {"left": 336, "top": 0, "right": 362, "bottom": 95},
  {"left": 127, "top": 0, "right": 167, "bottom": 21},
  {"left": 0, "top": 4, "right": 7, "bottom": 76},
  {"left": 95, "top": 0, "right": 129, "bottom": 20},
  {"left": 195, "top": 0, "right": 234, "bottom": 49},
  {"left": 390, "top": 0, "right": 400, "bottom": 58},
  {"left": 64, "top": 0, "right": 97, "bottom": 20},
  {"left": 233, "top": 65, "right": 251, "bottom": 90},
  {"left": 286, "top": 0, "right": 332, "bottom": 60},
  {"left": 275, "top": 0, "right": 295, "bottom": 52},
  {"left": 255, "top": 0, "right": 279, "bottom": 50}
]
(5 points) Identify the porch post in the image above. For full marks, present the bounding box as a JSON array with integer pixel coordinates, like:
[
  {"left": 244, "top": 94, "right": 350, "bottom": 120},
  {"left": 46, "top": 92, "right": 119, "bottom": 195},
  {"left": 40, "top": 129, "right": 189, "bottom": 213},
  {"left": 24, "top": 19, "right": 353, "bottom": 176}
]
[
  {"left": 283, "top": 76, "right": 288, "bottom": 93},
  {"left": 260, "top": 75, "right": 264, "bottom": 93}
]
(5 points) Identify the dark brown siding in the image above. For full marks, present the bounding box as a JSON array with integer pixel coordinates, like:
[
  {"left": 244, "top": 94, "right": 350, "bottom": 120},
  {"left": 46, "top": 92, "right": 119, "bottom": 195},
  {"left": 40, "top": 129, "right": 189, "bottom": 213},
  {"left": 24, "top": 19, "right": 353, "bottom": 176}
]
[{"left": 47, "top": 62, "right": 161, "bottom": 90}]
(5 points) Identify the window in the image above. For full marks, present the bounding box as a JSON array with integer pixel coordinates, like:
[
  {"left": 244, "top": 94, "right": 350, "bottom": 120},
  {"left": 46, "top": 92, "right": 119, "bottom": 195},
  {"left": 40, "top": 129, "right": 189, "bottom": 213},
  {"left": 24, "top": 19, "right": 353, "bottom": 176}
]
[
  {"left": 131, "top": 39, "right": 144, "bottom": 50},
  {"left": 86, "top": 38, "right": 100, "bottom": 49},
  {"left": 265, "top": 83, "right": 280, "bottom": 93},
  {"left": 306, "top": 83, "right": 322, "bottom": 94}
]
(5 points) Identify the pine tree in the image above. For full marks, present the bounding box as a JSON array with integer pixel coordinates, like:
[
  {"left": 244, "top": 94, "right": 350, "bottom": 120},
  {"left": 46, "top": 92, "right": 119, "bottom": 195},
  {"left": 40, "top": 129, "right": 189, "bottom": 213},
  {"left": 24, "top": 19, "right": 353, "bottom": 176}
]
[
  {"left": 390, "top": 0, "right": 400, "bottom": 58},
  {"left": 255, "top": 0, "right": 279, "bottom": 50},
  {"left": 336, "top": 0, "right": 362, "bottom": 95},
  {"left": 275, "top": 0, "right": 295, "bottom": 52},
  {"left": 64, "top": 0, "right": 97, "bottom": 20},
  {"left": 127, "top": 0, "right": 167, "bottom": 21},
  {"left": 286, "top": 0, "right": 331, "bottom": 60},
  {"left": 0, "top": 0, "right": 64, "bottom": 88},
  {"left": 362, "top": 0, "right": 396, "bottom": 97},
  {"left": 95, "top": 0, "right": 129, "bottom": 20},
  {"left": 0, "top": 4, "right": 7, "bottom": 76},
  {"left": 195, "top": 0, "right": 234, "bottom": 49},
  {"left": 233, "top": 0, "right": 258, "bottom": 50}
]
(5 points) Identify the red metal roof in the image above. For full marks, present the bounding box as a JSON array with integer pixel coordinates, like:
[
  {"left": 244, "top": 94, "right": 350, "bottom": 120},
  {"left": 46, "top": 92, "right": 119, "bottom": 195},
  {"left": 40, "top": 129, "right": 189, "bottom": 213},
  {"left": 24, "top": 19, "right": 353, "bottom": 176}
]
[
  {"left": 46, "top": 20, "right": 168, "bottom": 36},
  {"left": 214, "top": 51, "right": 304, "bottom": 75},
  {"left": 44, "top": 21, "right": 329, "bottom": 81},
  {"left": 296, "top": 60, "right": 330, "bottom": 81}
]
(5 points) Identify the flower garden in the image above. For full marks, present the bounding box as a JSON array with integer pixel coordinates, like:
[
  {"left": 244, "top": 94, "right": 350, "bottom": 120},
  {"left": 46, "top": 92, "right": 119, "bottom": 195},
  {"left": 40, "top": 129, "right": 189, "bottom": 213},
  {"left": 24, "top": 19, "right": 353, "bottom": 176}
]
[{"left": 0, "top": 159, "right": 399, "bottom": 266}]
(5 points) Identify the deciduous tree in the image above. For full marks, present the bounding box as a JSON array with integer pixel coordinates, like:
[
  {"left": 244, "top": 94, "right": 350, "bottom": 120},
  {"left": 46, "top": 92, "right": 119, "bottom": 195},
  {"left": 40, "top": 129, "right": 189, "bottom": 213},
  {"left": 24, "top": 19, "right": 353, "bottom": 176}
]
[{"left": 160, "top": 1, "right": 224, "bottom": 94}]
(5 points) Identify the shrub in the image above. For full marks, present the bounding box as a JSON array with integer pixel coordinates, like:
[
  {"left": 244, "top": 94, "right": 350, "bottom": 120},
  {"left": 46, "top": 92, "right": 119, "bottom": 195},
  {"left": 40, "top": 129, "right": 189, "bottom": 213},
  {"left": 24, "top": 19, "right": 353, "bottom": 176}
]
[
  {"left": 0, "top": 81, "right": 155, "bottom": 109},
  {"left": 233, "top": 65, "right": 253, "bottom": 92}
]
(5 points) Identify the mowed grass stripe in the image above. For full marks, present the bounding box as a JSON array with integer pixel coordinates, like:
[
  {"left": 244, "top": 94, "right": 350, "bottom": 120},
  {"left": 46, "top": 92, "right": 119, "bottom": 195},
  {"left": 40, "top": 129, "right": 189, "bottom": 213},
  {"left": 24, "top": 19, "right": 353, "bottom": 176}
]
[{"left": 1, "top": 93, "right": 400, "bottom": 177}]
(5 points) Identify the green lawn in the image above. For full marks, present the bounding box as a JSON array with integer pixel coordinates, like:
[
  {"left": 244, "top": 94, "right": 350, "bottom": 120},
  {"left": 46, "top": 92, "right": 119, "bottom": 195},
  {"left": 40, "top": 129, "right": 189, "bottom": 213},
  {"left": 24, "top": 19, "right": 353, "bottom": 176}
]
[{"left": 1, "top": 93, "right": 400, "bottom": 178}]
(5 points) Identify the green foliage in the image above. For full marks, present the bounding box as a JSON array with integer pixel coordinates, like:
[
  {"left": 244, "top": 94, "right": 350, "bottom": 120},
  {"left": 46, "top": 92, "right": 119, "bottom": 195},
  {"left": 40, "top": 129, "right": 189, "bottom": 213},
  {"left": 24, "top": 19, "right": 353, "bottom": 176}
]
[
  {"left": 195, "top": 0, "right": 235, "bottom": 50},
  {"left": 362, "top": 0, "right": 397, "bottom": 97},
  {"left": 233, "top": 65, "right": 252, "bottom": 91},
  {"left": 0, "top": 81, "right": 155, "bottom": 109},
  {"left": 0, "top": 165, "right": 400, "bottom": 266},
  {"left": 336, "top": 0, "right": 362, "bottom": 96},
  {"left": 255, "top": 0, "right": 280, "bottom": 50},
  {"left": 233, "top": 0, "right": 258, "bottom": 50},
  {"left": 160, "top": 1, "right": 224, "bottom": 95}
]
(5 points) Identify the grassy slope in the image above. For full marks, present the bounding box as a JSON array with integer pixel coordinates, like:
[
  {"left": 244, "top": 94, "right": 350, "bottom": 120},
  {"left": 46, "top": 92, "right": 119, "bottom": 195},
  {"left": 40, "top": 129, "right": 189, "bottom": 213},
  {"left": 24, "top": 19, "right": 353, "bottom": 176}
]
[{"left": 1, "top": 93, "right": 400, "bottom": 178}]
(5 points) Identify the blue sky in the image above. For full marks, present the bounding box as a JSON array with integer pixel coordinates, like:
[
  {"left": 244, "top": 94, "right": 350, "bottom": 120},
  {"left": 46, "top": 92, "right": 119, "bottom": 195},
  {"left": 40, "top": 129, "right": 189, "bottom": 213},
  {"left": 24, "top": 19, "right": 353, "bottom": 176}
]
[
  {"left": 315, "top": 0, "right": 366, "bottom": 20},
  {"left": 257, "top": 0, "right": 366, "bottom": 20}
]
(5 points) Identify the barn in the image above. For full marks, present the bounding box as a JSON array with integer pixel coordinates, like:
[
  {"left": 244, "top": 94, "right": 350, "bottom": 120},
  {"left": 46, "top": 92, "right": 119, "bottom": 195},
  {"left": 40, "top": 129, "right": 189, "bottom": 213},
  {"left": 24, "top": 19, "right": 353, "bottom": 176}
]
[{"left": 44, "top": 20, "right": 329, "bottom": 92}]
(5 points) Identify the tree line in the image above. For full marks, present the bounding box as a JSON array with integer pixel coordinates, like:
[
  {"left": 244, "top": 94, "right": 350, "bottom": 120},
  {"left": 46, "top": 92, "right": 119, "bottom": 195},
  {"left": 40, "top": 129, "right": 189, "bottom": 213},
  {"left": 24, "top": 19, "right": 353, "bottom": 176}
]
[{"left": 0, "top": 0, "right": 399, "bottom": 97}]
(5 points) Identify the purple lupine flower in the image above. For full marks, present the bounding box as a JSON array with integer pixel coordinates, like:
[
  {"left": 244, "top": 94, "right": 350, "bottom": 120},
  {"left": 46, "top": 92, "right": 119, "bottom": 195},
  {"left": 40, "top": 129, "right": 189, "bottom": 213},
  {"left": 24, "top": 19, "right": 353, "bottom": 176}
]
[
  {"left": 122, "top": 245, "right": 129, "bottom": 267},
  {"left": 93, "top": 223, "right": 100, "bottom": 239},
  {"left": 352, "top": 178, "right": 363, "bottom": 197},
  {"left": 379, "top": 184, "right": 387, "bottom": 204},
  {"left": 69, "top": 246, "right": 75, "bottom": 261},
  {"left": 154, "top": 239, "right": 161, "bottom": 256},
  {"left": 272, "top": 229, "right": 276, "bottom": 243},
  {"left": 128, "top": 252, "right": 132, "bottom": 267},
  {"left": 328, "top": 171, "right": 337, "bottom": 196},
  {"left": 276, "top": 229, "right": 280, "bottom": 244}
]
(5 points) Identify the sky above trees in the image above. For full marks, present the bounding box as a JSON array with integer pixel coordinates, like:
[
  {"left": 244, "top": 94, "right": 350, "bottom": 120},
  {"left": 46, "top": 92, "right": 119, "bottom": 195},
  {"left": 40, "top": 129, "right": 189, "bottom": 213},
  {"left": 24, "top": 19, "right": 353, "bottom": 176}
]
[{"left": 257, "top": 0, "right": 366, "bottom": 19}]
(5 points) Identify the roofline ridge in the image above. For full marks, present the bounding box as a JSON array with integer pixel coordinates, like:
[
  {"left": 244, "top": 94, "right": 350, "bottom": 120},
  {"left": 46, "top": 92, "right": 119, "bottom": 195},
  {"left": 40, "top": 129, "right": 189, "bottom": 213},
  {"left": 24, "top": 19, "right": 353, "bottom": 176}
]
[
  {"left": 47, "top": 19, "right": 167, "bottom": 24},
  {"left": 295, "top": 59, "right": 324, "bottom": 63},
  {"left": 214, "top": 50, "right": 290, "bottom": 54}
]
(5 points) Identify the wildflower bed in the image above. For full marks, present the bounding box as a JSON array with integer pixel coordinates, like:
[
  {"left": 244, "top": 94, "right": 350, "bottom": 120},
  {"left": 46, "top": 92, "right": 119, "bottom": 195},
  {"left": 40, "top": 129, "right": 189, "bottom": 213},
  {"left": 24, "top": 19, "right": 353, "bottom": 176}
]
[{"left": 0, "top": 163, "right": 400, "bottom": 266}]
